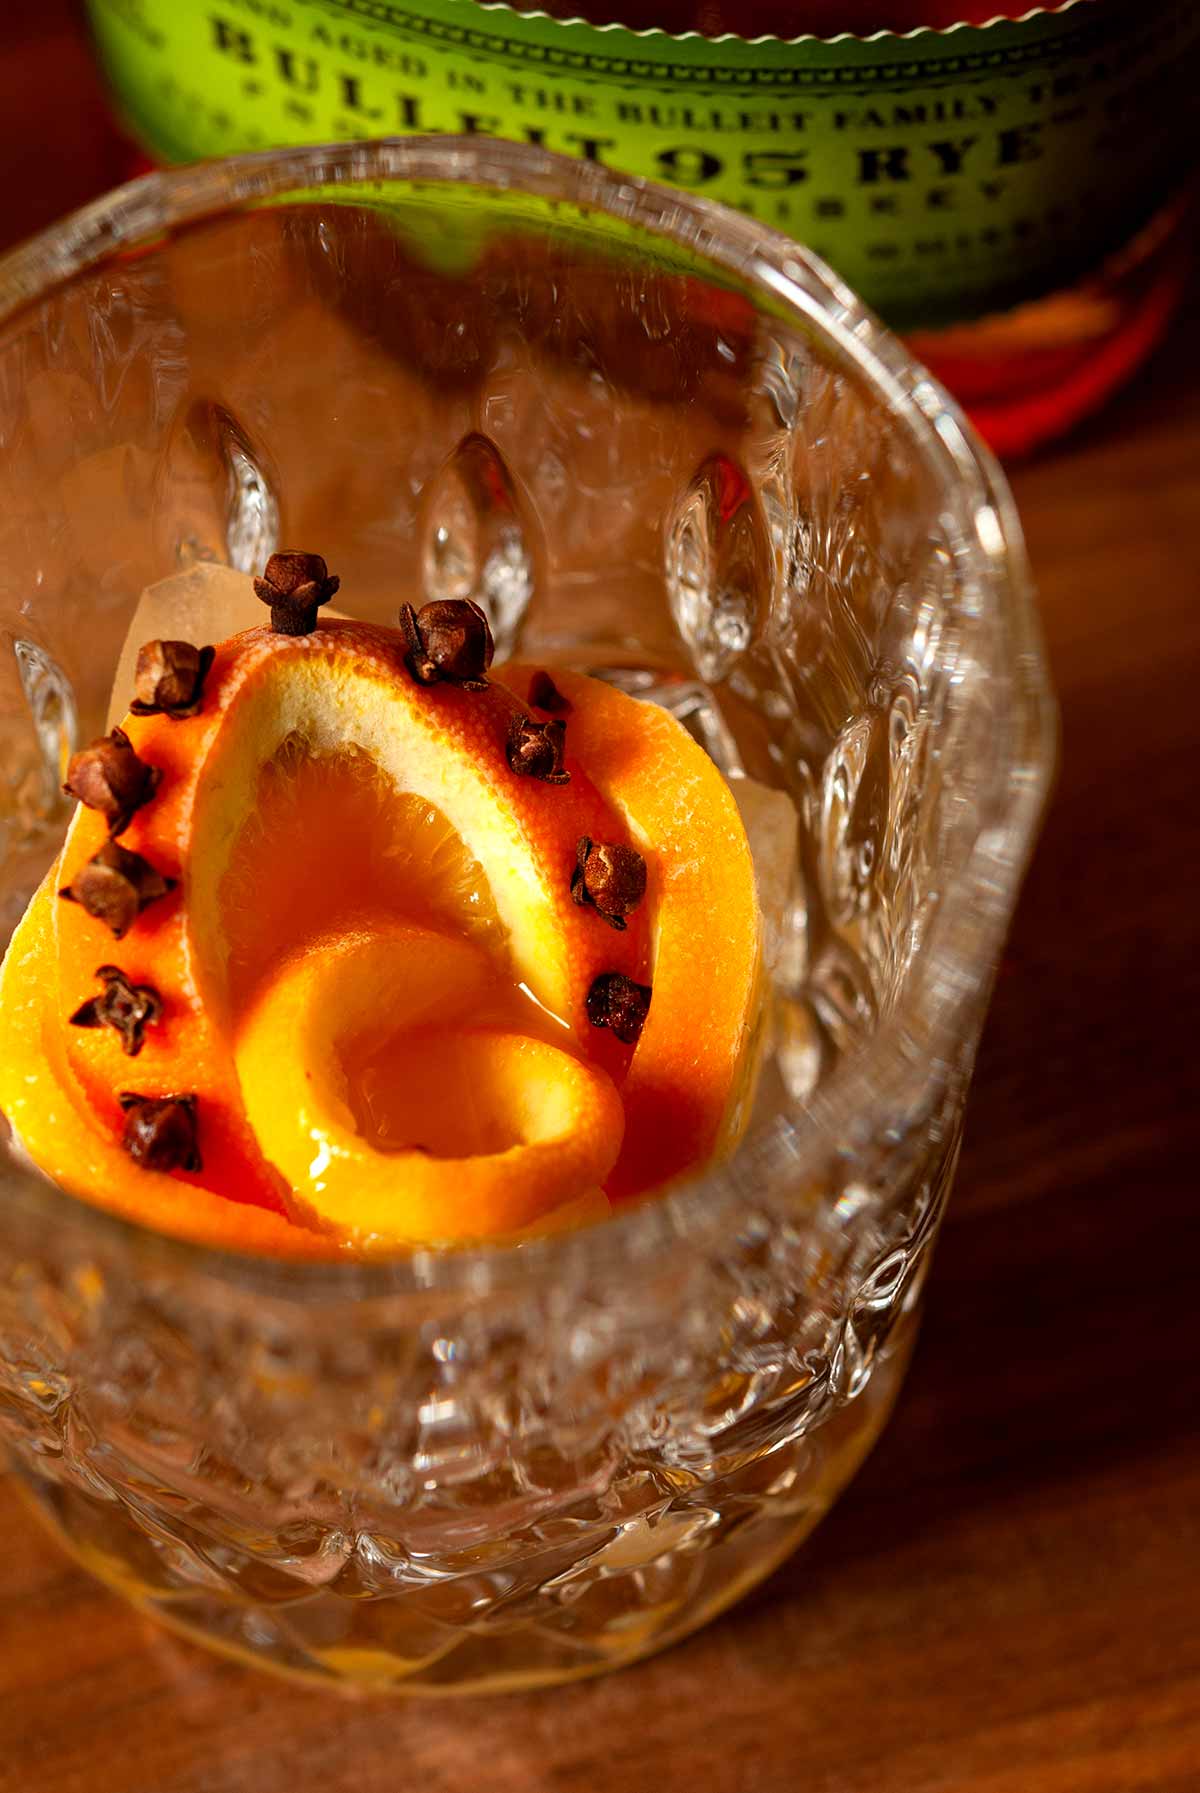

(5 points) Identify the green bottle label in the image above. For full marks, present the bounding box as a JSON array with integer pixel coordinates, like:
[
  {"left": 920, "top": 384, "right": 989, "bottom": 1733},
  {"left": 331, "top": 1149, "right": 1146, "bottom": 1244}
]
[{"left": 85, "top": 0, "right": 1197, "bottom": 329}]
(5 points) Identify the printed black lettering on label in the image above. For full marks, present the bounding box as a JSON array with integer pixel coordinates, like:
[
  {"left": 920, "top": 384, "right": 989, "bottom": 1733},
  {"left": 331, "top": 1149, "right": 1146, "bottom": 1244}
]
[
  {"left": 85, "top": 0, "right": 1197, "bottom": 330},
  {"left": 211, "top": 17, "right": 256, "bottom": 61},
  {"left": 656, "top": 146, "right": 723, "bottom": 184},
  {"left": 743, "top": 149, "right": 810, "bottom": 189}
]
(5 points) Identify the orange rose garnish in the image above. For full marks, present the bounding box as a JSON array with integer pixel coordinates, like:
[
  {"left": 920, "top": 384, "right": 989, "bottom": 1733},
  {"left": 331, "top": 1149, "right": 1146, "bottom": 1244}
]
[{"left": 0, "top": 575, "right": 762, "bottom": 1254}]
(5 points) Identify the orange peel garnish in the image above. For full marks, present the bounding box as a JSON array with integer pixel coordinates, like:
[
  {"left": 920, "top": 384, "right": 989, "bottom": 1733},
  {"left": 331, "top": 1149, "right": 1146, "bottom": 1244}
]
[
  {"left": 0, "top": 607, "right": 763, "bottom": 1253},
  {"left": 234, "top": 924, "right": 624, "bottom": 1246},
  {"left": 499, "top": 666, "right": 762, "bottom": 1199}
]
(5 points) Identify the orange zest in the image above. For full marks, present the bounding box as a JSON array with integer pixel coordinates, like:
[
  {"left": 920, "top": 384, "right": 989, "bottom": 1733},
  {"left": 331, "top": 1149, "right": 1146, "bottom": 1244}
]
[{"left": 499, "top": 666, "right": 762, "bottom": 1199}]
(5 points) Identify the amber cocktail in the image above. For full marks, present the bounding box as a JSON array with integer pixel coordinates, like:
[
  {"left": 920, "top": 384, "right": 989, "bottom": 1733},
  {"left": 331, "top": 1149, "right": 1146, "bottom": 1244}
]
[{"left": 0, "top": 139, "right": 1053, "bottom": 1690}]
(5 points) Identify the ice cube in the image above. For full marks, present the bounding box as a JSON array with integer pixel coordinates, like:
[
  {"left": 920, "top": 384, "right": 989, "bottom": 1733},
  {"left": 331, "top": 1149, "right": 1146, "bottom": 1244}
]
[
  {"left": 106, "top": 562, "right": 347, "bottom": 728},
  {"left": 107, "top": 562, "right": 253, "bottom": 729},
  {"left": 729, "top": 772, "right": 802, "bottom": 973}
]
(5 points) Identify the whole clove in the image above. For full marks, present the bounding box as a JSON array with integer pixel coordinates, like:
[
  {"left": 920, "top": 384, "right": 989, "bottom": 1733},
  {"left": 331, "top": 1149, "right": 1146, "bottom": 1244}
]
[
  {"left": 253, "top": 550, "right": 340, "bottom": 635},
  {"left": 63, "top": 728, "right": 160, "bottom": 836},
  {"left": 506, "top": 713, "right": 570, "bottom": 785},
  {"left": 59, "top": 843, "right": 176, "bottom": 940},
  {"left": 118, "top": 1093, "right": 202, "bottom": 1174},
  {"left": 585, "top": 972, "right": 652, "bottom": 1045},
  {"left": 527, "top": 670, "right": 570, "bottom": 714},
  {"left": 130, "top": 639, "right": 214, "bottom": 720},
  {"left": 571, "top": 837, "right": 647, "bottom": 931},
  {"left": 70, "top": 965, "right": 163, "bottom": 1057},
  {"left": 399, "top": 599, "right": 494, "bottom": 689}
]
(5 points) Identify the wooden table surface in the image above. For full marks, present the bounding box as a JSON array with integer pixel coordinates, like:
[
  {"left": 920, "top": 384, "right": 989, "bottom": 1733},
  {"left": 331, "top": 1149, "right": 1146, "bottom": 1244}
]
[{"left": 1, "top": 7, "right": 1198, "bottom": 1791}]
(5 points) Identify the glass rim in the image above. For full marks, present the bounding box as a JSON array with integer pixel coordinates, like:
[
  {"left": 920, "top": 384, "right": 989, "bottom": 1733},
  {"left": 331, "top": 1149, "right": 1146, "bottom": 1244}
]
[{"left": 0, "top": 136, "right": 1056, "bottom": 1302}]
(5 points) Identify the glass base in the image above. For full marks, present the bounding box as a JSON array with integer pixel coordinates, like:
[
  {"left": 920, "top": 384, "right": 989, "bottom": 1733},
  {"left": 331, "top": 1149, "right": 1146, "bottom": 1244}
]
[{"left": 12, "top": 1315, "right": 917, "bottom": 1695}]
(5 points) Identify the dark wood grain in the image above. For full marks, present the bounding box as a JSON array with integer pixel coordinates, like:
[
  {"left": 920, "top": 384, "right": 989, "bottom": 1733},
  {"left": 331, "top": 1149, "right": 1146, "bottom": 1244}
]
[{"left": 2, "top": 8, "right": 1199, "bottom": 1791}]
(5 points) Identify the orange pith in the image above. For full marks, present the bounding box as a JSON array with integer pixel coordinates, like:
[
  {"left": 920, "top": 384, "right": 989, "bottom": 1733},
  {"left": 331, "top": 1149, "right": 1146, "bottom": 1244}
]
[{"left": 0, "top": 614, "right": 762, "bottom": 1255}]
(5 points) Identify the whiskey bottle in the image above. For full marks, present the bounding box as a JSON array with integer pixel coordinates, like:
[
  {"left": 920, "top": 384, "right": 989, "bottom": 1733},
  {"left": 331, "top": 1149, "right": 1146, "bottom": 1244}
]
[{"left": 85, "top": 0, "right": 1198, "bottom": 452}]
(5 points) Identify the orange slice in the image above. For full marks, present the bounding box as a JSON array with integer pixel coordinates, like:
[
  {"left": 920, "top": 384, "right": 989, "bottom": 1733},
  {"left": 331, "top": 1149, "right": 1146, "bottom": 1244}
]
[
  {"left": 0, "top": 609, "right": 763, "bottom": 1253},
  {"left": 36, "top": 621, "right": 650, "bottom": 1236},
  {"left": 234, "top": 924, "right": 624, "bottom": 1246},
  {"left": 216, "top": 738, "right": 508, "bottom": 1015}
]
